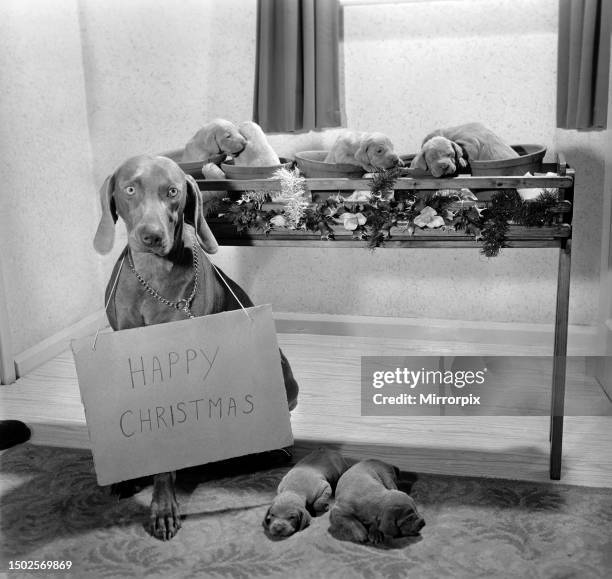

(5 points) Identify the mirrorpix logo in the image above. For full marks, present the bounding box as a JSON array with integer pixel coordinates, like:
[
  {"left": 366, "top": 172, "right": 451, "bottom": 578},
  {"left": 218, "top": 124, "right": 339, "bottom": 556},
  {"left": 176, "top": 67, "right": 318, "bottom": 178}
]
[{"left": 370, "top": 365, "right": 486, "bottom": 408}]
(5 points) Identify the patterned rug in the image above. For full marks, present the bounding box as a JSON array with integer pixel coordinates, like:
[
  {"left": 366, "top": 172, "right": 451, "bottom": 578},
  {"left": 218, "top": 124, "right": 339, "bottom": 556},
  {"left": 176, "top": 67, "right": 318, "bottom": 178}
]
[{"left": 1, "top": 444, "right": 611, "bottom": 579}]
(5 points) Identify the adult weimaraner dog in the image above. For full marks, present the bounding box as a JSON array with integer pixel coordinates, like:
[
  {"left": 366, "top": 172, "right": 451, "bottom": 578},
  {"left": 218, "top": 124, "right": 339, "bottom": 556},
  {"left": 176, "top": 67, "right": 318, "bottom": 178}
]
[{"left": 93, "top": 154, "right": 299, "bottom": 540}]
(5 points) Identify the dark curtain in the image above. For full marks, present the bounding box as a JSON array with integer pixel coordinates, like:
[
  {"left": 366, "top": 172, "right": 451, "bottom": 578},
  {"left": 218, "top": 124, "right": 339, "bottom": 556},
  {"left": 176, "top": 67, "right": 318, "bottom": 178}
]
[
  {"left": 254, "top": 0, "right": 341, "bottom": 132},
  {"left": 557, "top": 0, "right": 611, "bottom": 130}
]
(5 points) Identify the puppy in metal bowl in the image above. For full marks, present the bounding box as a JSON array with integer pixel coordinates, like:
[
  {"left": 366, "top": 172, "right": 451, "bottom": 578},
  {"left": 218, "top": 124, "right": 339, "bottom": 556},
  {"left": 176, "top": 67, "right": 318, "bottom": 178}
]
[
  {"left": 325, "top": 130, "right": 403, "bottom": 172},
  {"left": 410, "top": 122, "right": 518, "bottom": 177}
]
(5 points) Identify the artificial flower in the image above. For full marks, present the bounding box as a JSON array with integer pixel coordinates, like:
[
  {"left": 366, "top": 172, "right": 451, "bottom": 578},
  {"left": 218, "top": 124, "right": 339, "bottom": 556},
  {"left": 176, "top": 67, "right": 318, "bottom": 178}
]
[
  {"left": 270, "top": 215, "right": 288, "bottom": 228},
  {"left": 340, "top": 212, "right": 367, "bottom": 231}
]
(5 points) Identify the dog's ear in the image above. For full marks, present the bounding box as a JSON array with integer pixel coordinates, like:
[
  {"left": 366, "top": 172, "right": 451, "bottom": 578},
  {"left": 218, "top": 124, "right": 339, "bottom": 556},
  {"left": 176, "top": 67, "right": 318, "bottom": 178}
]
[
  {"left": 410, "top": 150, "right": 428, "bottom": 172},
  {"left": 378, "top": 506, "right": 401, "bottom": 537},
  {"left": 212, "top": 123, "right": 229, "bottom": 153},
  {"left": 395, "top": 505, "right": 423, "bottom": 536},
  {"left": 261, "top": 507, "right": 273, "bottom": 530},
  {"left": 189, "top": 124, "right": 221, "bottom": 161},
  {"left": 184, "top": 174, "right": 219, "bottom": 254},
  {"left": 452, "top": 141, "right": 468, "bottom": 168},
  {"left": 355, "top": 136, "right": 375, "bottom": 171},
  {"left": 395, "top": 510, "right": 415, "bottom": 532},
  {"left": 297, "top": 507, "right": 311, "bottom": 531},
  {"left": 93, "top": 174, "right": 117, "bottom": 255}
]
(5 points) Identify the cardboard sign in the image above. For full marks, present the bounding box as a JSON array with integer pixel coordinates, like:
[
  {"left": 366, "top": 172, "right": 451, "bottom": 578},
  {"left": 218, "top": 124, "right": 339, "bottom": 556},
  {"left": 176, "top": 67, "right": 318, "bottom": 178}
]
[{"left": 71, "top": 305, "right": 293, "bottom": 485}]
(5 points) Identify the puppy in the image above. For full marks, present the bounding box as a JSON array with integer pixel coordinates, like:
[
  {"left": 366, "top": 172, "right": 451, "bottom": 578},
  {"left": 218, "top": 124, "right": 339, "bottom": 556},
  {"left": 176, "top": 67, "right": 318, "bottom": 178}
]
[
  {"left": 182, "top": 118, "right": 246, "bottom": 163},
  {"left": 233, "top": 121, "right": 281, "bottom": 166},
  {"left": 329, "top": 459, "right": 425, "bottom": 545},
  {"left": 411, "top": 122, "right": 518, "bottom": 177},
  {"left": 325, "top": 131, "right": 402, "bottom": 172},
  {"left": 263, "top": 448, "right": 348, "bottom": 539}
]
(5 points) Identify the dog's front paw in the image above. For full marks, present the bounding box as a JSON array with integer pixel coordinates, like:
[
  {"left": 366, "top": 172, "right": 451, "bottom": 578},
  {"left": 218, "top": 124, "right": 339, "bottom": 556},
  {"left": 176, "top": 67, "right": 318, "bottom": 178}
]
[
  {"left": 329, "top": 510, "right": 369, "bottom": 543},
  {"left": 368, "top": 526, "right": 385, "bottom": 545},
  {"left": 312, "top": 498, "right": 331, "bottom": 515},
  {"left": 149, "top": 496, "right": 181, "bottom": 541}
]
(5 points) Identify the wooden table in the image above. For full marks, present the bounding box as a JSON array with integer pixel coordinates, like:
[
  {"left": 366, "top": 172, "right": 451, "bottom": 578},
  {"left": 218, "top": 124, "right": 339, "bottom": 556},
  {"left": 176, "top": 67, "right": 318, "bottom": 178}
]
[{"left": 197, "top": 159, "right": 574, "bottom": 480}]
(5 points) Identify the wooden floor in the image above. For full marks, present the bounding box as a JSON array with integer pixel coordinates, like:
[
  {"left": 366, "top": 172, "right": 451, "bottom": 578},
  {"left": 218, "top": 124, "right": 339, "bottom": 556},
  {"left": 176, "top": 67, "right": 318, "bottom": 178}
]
[{"left": 1, "top": 332, "right": 611, "bottom": 488}]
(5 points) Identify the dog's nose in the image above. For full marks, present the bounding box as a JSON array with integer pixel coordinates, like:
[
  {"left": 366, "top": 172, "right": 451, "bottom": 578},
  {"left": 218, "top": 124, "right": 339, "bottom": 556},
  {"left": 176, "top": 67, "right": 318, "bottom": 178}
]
[
  {"left": 234, "top": 139, "right": 247, "bottom": 156},
  {"left": 416, "top": 518, "right": 425, "bottom": 531},
  {"left": 268, "top": 522, "right": 290, "bottom": 537},
  {"left": 139, "top": 227, "right": 163, "bottom": 248}
]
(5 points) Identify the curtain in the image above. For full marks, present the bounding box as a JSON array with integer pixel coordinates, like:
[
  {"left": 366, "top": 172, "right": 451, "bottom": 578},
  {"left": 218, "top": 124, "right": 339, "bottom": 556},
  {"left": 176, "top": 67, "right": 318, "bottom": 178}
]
[
  {"left": 254, "top": 0, "right": 341, "bottom": 132},
  {"left": 557, "top": 0, "right": 611, "bottom": 130}
]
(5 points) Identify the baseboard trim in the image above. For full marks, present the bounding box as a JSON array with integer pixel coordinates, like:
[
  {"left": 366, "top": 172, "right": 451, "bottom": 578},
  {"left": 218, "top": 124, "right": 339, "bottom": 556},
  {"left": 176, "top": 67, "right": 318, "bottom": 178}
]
[
  {"left": 10, "top": 310, "right": 602, "bottom": 381},
  {"left": 273, "top": 312, "right": 600, "bottom": 355},
  {"left": 592, "top": 320, "right": 612, "bottom": 398},
  {"left": 0, "top": 263, "right": 16, "bottom": 385},
  {"left": 13, "top": 310, "right": 108, "bottom": 379}
]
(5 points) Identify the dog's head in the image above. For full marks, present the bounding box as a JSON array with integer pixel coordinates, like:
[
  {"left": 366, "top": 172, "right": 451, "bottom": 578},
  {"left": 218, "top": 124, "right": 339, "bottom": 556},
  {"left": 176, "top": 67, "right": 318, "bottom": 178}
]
[
  {"left": 93, "top": 155, "right": 219, "bottom": 256},
  {"left": 410, "top": 136, "right": 467, "bottom": 178},
  {"left": 208, "top": 118, "right": 247, "bottom": 157},
  {"left": 233, "top": 121, "right": 280, "bottom": 165},
  {"left": 262, "top": 492, "right": 311, "bottom": 539},
  {"left": 378, "top": 492, "right": 425, "bottom": 538},
  {"left": 236, "top": 121, "right": 267, "bottom": 146},
  {"left": 355, "top": 132, "right": 402, "bottom": 172}
]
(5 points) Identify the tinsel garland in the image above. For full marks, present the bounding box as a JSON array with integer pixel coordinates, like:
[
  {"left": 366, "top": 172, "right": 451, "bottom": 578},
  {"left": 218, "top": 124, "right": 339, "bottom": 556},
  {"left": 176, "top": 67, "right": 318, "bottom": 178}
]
[
  {"left": 275, "top": 167, "right": 310, "bottom": 228},
  {"left": 214, "top": 167, "right": 561, "bottom": 257}
]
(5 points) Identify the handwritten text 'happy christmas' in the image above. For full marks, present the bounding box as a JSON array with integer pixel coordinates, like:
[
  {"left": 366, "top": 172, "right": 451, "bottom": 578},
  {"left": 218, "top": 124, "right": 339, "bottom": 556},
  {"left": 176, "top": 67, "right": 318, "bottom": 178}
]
[{"left": 118, "top": 346, "right": 254, "bottom": 438}]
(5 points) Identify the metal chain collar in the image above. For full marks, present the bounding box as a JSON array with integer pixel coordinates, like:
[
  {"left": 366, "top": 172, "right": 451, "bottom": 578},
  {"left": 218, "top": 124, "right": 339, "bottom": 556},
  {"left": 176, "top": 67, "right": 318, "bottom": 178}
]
[{"left": 127, "top": 235, "right": 199, "bottom": 319}]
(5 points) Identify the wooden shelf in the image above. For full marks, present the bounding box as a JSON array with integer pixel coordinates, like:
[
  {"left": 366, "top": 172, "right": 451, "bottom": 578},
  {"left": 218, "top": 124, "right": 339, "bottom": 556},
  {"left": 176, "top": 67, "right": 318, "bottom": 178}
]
[
  {"left": 206, "top": 221, "right": 571, "bottom": 248},
  {"left": 198, "top": 164, "right": 574, "bottom": 250},
  {"left": 197, "top": 174, "right": 574, "bottom": 195}
]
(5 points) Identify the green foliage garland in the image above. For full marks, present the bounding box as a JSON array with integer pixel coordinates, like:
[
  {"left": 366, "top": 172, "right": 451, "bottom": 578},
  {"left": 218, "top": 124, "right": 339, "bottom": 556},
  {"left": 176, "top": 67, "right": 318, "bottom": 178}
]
[{"left": 213, "top": 168, "right": 561, "bottom": 257}]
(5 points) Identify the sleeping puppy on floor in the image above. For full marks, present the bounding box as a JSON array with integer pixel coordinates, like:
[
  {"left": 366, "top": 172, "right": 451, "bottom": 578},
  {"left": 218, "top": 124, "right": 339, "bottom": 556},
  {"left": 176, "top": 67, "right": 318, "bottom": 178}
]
[
  {"left": 329, "top": 459, "right": 425, "bottom": 545},
  {"left": 325, "top": 130, "right": 402, "bottom": 172},
  {"left": 233, "top": 121, "right": 281, "bottom": 166},
  {"left": 263, "top": 448, "right": 348, "bottom": 539},
  {"left": 182, "top": 118, "right": 247, "bottom": 163},
  {"left": 410, "top": 122, "right": 518, "bottom": 177}
]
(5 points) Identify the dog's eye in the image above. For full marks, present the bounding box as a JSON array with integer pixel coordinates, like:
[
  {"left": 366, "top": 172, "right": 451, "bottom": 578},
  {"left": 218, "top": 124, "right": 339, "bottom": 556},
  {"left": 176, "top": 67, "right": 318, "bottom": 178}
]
[
  {"left": 168, "top": 187, "right": 179, "bottom": 198},
  {"left": 125, "top": 186, "right": 136, "bottom": 196}
]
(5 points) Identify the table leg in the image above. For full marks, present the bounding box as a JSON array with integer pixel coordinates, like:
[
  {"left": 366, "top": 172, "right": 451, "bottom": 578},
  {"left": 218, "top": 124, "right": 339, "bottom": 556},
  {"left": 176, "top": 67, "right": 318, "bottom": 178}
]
[{"left": 550, "top": 239, "right": 571, "bottom": 480}]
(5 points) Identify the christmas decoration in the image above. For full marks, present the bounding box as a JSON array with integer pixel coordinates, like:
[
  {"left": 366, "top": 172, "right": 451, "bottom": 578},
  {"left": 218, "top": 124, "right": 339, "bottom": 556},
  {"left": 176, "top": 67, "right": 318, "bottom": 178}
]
[{"left": 211, "top": 167, "right": 561, "bottom": 257}]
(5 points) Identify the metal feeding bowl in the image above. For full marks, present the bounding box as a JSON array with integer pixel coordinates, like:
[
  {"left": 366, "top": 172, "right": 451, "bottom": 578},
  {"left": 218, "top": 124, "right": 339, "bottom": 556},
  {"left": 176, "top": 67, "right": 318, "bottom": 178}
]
[
  {"left": 469, "top": 145, "right": 547, "bottom": 176},
  {"left": 220, "top": 158, "right": 293, "bottom": 180},
  {"left": 294, "top": 151, "right": 366, "bottom": 178}
]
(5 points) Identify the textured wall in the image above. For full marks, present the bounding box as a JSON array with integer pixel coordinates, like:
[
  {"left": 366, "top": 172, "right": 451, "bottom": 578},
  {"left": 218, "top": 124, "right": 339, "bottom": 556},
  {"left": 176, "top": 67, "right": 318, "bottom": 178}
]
[
  {"left": 0, "top": 0, "right": 102, "bottom": 354},
  {"left": 77, "top": 0, "right": 215, "bottom": 184}
]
